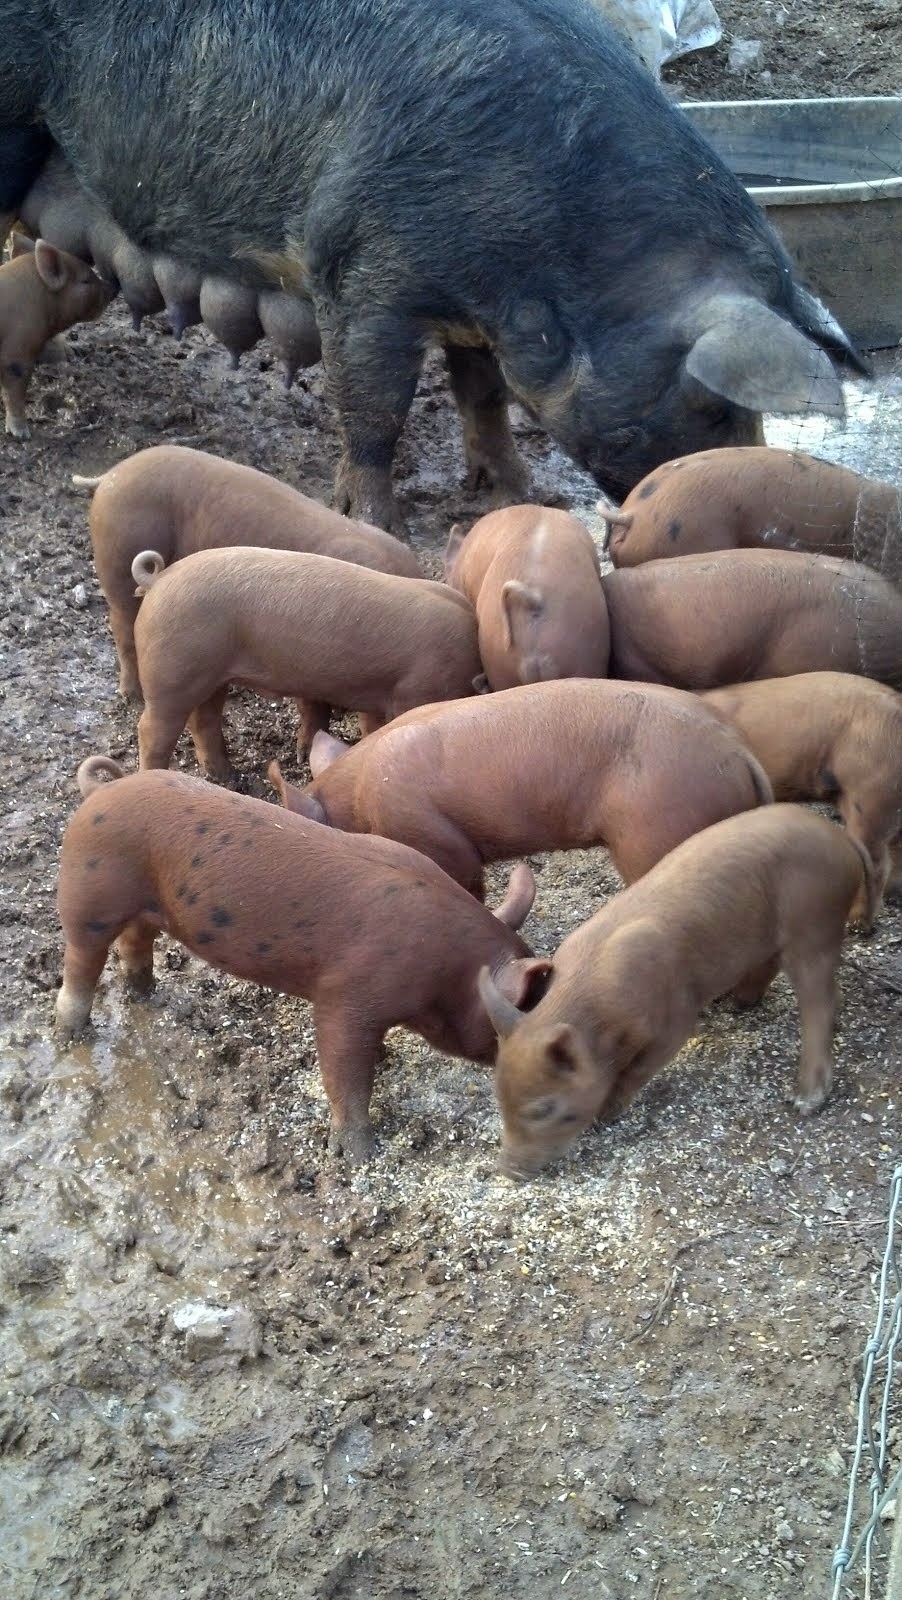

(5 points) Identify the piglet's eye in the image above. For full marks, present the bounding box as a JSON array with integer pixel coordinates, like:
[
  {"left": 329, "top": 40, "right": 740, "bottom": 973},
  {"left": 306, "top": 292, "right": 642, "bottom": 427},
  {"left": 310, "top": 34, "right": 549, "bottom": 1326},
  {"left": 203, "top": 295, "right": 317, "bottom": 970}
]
[{"left": 524, "top": 1097, "right": 560, "bottom": 1124}]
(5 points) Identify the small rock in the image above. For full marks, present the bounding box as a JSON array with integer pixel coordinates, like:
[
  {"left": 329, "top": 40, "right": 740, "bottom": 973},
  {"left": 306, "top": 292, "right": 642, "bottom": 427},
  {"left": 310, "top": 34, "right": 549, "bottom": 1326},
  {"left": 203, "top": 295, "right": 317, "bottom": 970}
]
[
  {"left": 728, "top": 37, "right": 763, "bottom": 72},
  {"left": 172, "top": 1300, "right": 262, "bottom": 1361},
  {"left": 200, "top": 1511, "right": 233, "bottom": 1545},
  {"left": 144, "top": 1479, "right": 174, "bottom": 1513},
  {"left": 3, "top": 1248, "right": 61, "bottom": 1294},
  {"left": 775, "top": 1519, "right": 794, "bottom": 1542},
  {"left": 72, "top": 583, "right": 88, "bottom": 609},
  {"left": 148, "top": 1243, "right": 183, "bottom": 1277}
]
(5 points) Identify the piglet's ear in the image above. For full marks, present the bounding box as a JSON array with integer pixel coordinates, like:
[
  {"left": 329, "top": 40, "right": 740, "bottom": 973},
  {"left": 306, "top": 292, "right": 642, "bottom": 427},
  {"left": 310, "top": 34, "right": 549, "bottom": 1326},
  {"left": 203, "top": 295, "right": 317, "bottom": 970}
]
[
  {"left": 443, "top": 523, "right": 466, "bottom": 579},
  {"left": 498, "top": 956, "right": 553, "bottom": 1009},
  {"left": 309, "top": 730, "right": 350, "bottom": 776},
  {"left": 545, "top": 1024, "right": 579, "bottom": 1076},
  {"left": 33, "top": 239, "right": 69, "bottom": 292},
  {"left": 266, "top": 759, "right": 326, "bottom": 823}
]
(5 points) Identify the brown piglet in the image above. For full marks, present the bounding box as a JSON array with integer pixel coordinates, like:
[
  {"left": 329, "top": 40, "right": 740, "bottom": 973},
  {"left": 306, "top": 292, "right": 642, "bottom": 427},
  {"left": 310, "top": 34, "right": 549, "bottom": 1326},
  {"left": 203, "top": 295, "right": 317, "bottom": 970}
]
[
  {"left": 602, "top": 549, "right": 902, "bottom": 690},
  {"left": 480, "top": 805, "right": 875, "bottom": 1177},
  {"left": 702, "top": 672, "right": 902, "bottom": 914},
  {"left": 0, "top": 238, "right": 115, "bottom": 438},
  {"left": 131, "top": 546, "right": 480, "bottom": 779},
  {"left": 268, "top": 678, "right": 773, "bottom": 897},
  {"left": 602, "top": 446, "right": 902, "bottom": 579},
  {"left": 445, "top": 505, "right": 609, "bottom": 688},
  {"left": 56, "top": 757, "right": 542, "bottom": 1162},
  {"left": 72, "top": 445, "right": 423, "bottom": 699}
]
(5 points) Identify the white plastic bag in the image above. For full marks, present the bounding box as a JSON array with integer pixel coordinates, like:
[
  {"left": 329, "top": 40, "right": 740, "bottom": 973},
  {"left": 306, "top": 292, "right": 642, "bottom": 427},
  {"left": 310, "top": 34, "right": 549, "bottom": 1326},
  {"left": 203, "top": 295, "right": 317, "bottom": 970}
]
[{"left": 592, "top": 0, "right": 722, "bottom": 76}]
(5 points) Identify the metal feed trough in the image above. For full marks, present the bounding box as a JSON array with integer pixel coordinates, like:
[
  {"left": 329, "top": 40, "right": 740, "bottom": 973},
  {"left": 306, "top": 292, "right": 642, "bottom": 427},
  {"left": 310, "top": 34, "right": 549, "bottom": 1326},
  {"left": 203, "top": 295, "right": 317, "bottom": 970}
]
[{"left": 682, "top": 96, "right": 902, "bottom": 349}]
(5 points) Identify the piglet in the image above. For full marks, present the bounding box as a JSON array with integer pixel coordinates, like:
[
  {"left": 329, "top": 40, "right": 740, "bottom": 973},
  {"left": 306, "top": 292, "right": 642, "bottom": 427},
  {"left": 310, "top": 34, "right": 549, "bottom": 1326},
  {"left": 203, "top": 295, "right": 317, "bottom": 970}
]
[
  {"left": 480, "top": 804, "right": 876, "bottom": 1177},
  {"left": 269, "top": 677, "right": 772, "bottom": 897},
  {"left": 56, "top": 756, "right": 541, "bottom": 1162},
  {"left": 702, "top": 671, "right": 902, "bottom": 914},
  {"left": 602, "top": 549, "right": 902, "bottom": 690},
  {"left": 602, "top": 446, "right": 902, "bottom": 580},
  {"left": 72, "top": 445, "right": 423, "bottom": 699},
  {"left": 445, "top": 505, "right": 609, "bottom": 688},
  {"left": 0, "top": 238, "right": 115, "bottom": 437},
  {"left": 131, "top": 546, "right": 480, "bottom": 778}
]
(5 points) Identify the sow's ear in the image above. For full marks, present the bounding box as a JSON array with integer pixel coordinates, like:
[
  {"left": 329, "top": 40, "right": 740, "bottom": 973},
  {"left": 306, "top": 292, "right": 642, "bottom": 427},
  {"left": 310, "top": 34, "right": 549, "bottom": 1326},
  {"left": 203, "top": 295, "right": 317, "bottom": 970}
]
[
  {"left": 682, "top": 293, "right": 845, "bottom": 418},
  {"left": 790, "top": 282, "right": 870, "bottom": 375}
]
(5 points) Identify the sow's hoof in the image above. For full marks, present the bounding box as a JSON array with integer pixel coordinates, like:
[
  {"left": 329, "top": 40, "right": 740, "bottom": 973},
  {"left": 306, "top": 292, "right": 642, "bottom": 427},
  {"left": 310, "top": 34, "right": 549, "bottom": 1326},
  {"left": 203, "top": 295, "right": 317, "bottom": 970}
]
[
  {"left": 332, "top": 458, "right": 407, "bottom": 540},
  {"left": 328, "top": 1122, "right": 377, "bottom": 1165}
]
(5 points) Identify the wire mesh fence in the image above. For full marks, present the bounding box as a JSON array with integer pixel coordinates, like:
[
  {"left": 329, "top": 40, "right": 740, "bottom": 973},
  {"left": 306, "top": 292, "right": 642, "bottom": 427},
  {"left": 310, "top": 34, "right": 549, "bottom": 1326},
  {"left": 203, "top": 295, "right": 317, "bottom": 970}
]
[{"left": 830, "top": 1162, "right": 902, "bottom": 1599}]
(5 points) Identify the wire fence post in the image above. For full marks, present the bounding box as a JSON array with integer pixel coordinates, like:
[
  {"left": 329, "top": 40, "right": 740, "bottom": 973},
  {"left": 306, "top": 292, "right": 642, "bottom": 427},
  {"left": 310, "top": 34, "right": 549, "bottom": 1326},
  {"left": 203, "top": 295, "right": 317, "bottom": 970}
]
[{"left": 829, "top": 1162, "right": 902, "bottom": 1600}]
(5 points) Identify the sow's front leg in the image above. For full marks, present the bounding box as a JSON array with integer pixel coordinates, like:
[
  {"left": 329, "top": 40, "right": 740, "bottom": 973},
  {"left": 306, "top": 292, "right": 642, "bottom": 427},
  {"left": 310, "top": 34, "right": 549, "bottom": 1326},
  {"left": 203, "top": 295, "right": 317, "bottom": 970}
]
[
  {"left": 316, "top": 300, "right": 424, "bottom": 536},
  {"left": 444, "top": 343, "right": 529, "bottom": 502}
]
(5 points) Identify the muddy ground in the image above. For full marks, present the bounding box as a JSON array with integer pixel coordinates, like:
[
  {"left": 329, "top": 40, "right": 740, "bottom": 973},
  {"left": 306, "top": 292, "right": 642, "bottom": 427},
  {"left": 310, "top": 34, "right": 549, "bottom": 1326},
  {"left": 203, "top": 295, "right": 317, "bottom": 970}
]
[
  {"left": 664, "top": 0, "right": 901, "bottom": 101},
  {"left": 2, "top": 18, "right": 902, "bottom": 1600}
]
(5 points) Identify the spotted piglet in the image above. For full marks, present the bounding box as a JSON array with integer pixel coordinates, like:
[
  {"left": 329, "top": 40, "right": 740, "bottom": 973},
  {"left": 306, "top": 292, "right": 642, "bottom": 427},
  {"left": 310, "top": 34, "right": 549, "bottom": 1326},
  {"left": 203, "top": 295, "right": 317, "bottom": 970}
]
[{"left": 56, "top": 757, "right": 542, "bottom": 1161}]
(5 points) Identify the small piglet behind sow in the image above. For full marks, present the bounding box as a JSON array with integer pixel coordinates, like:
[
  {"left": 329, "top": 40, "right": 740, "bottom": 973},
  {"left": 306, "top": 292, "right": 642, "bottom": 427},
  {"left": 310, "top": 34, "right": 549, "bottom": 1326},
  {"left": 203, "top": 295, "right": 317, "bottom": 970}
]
[
  {"left": 56, "top": 757, "right": 541, "bottom": 1162},
  {"left": 0, "top": 237, "right": 114, "bottom": 437},
  {"left": 702, "top": 672, "right": 902, "bottom": 912},
  {"left": 602, "top": 549, "right": 902, "bottom": 690},
  {"left": 444, "top": 506, "right": 609, "bottom": 688},
  {"left": 480, "top": 805, "right": 876, "bottom": 1178},
  {"left": 131, "top": 546, "right": 480, "bottom": 779},
  {"left": 73, "top": 445, "right": 423, "bottom": 700},
  {"left": 603, "top": 447, "right": 902, "bottom": 579},
  {"left": 270, "top": 677, "right": 772, "bottom": 897}
]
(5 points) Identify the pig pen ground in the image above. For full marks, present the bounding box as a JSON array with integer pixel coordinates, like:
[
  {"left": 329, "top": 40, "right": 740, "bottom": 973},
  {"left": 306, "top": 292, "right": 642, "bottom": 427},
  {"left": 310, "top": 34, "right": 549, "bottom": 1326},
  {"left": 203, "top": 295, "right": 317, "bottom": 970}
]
[{"left": 2, "top": 25, "right": 902, "bottom": 1600}]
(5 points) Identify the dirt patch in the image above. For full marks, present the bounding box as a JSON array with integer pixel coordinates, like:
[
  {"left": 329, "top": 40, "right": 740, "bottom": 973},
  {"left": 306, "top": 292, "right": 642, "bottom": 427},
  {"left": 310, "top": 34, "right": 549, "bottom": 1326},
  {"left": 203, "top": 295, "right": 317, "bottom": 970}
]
[
  {"left": 666, "top": 0, "right": 902, "bottom": 101},
  {"left": 2, "top": 24, "right": 902, "bottom": 1600}
]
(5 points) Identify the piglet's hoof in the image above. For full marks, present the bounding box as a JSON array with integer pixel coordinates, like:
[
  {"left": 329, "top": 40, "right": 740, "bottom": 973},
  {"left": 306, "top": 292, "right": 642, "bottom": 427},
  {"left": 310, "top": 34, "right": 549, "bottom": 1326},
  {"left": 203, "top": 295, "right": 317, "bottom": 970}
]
[
  {"left": 5, "top": 416, "right": 31, "bottom": 440},
  {"left": 36, "top": 334, "right": 68, "bottom": 367},
  {"left": 201, "top": 764, "right": 239, "bottom": 789},
  {"left": 120, "top": 967, "right": 156, "bottom": 998},
  {"left": 328, "top": 1122, "right": 377, "bottom": 1165},
  {"left": 54, "top": 991, "right": 91, "bottom": 1044},
  {"left": 792, "top": 1084, "right": 830, "bottom": 1116}
]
